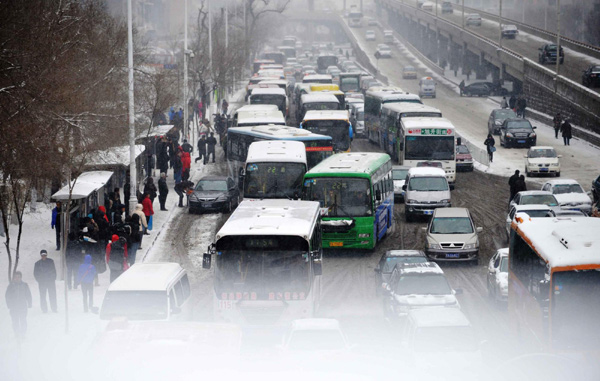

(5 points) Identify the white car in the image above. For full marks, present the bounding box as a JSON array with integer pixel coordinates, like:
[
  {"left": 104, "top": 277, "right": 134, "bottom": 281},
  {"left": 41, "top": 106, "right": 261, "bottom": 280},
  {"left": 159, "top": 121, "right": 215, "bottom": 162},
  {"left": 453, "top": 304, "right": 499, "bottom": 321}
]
[
  {"left": 392, "top": 166, "right": 410, "bottom": 202},
  {"left": 365, "top": 30, "right": 376, "bottom": 41},
  {"left": 425, "top": 207, "right": 482, "bottom": 263},
  {"left": 487, "top": 248, "right": 509, "bottom": 303},
  {"left": 509, "top": 190, "right": 560, "bottom": 213},
  {"left": 541, "top": 179, "right": 593, "bottom": 214},
  {"left": 524, "top": 146, "right": 561, "bottom": 177},
  {"left": 505, "top": 204, "right": 554, "bottom": 241},
  {"left": 280, "top": 319, "right": 352, "bottom": 353},
  {"left": 421, "top": 1, "right": 434, "bottom": 11},
  {"left": 375, "top": 44, "right": 392, "bottom": 59},
  {"left": 466, "top": 13, "right": 482, "bottom": 26}
]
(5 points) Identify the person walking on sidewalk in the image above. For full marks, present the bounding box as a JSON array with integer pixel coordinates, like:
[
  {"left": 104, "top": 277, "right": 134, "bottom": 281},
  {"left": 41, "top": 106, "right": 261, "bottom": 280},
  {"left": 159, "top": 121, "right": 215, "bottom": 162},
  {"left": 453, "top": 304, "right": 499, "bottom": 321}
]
[
  {"left": 142, "top": 193, "right": 154, "bottom": 234},
  {"left": 553, "top": 112, "right": 562, "bottom": 139},
  {"left": 173, "top": 151, "right": 183, "bottom": 183},
  {"left": 158, "top": 173, "right": 169, "bottom": 211},
  {"left": 51, "top": 201, "right": 62, "bottom": 251},
  {"left": 195, "top": 135, "right": 207, "bottom": 164},
  {"left": 5, "top": 271, "right": 32, "bottom": 339},
  {"left": 75, "top": 254, "right": 97, "bottom": 313},
  {"left": 34, "top": 250, "right": 57, "bottom": 313},
  {"left": 484, "top": 134, "right": 496, "bottom": 163},
  {"left": 133, "top": 204, "right": 147, "bottom": 246},
  {"left": 206, "top": 132, "right": 217, "bottom": 164},
  {"left": 500, "top": 96, "right": 508, "bottom": 109},
  {"left": 181, "top": 139, "right": 193, "bottom": 154},
  {"left": 459, "top": 80, "right": 465, "bottom": 96},
  {"left": 508, "top": 170, "right": 520, "bottom": 202},
  {"left": 106, "top": 235, "right": 128, "bottom": 283},
  {"left": 561, "top": 119, "right": 572, "bottom": 146}
]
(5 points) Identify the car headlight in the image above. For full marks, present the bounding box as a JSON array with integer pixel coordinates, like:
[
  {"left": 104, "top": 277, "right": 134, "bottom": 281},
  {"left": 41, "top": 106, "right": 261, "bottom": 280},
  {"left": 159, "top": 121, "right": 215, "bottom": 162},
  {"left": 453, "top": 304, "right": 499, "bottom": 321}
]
[
  {"left": 428, "top": 243, "right": 439, "bottom": 249},
  {"left": 530, "top": 133, "right": 536, "bottom": 138},
  {"left": 552, "top": 163, "right": 559, "bottom": 167},
  {"left": 440, "top": 199, "right": 451, "bottom": 204},
  {"left": 463, "top": 243, "right": 478, "bottom": 250},
  {"left": 506, "top": 132, "right": 514, "bottom": 137},
  {"left": 216, "top": 195, "right": 228, "bottom": 201},
  {"left": 407, "top": 199, "right": 417, "bottom": 204}
]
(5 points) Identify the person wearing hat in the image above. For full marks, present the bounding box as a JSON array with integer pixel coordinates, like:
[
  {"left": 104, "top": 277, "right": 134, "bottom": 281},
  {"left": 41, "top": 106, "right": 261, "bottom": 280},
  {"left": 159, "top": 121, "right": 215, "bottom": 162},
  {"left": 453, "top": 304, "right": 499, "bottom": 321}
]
[
  {"left": 5, "top": 271, "right": 32, "bottom": 338},
  {"left": 33, "top": 250, "right": 57, "bottom": 313}
]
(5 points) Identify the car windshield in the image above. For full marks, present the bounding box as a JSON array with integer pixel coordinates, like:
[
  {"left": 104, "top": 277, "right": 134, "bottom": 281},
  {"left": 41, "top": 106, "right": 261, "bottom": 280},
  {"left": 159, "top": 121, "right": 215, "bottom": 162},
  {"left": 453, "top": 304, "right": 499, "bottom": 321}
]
[
  {"left": 500, "top": 257, "right": 508, "bottom": 273},
  {"left": 430, "top": 217, "right": 474, "bottom": 234},
  {"left": 100, "top": 291, "right": 167, "bottom": 320},
  {"left": 414, "top": 326, "right": 479, "bottom": 352},
  {"left": 404, "top": 66, "right": 415, "bottom": 71},
  {"left": 288, "top": 330, "right": 346, "bottom": 351},
  {"left": 552, "top": 184, "right": 584, "bottom": 194},
  {"left": 408, "top": 176, "right": 448, "bottom": 191},
  {"left": 521, "top": 194, "right": 559, "bottom": 207},
  {"left": 456, "top": 145, "right": 470, "bottom": 154},
  {"left": 506, "top": 120, "right": 533, "bottom": 129},
  {"left": 382, "top": 256, "right": 427, "bottom": 273},
  {"left": 195, "top": 180, "right": 227, "bottom": 191},
  {"left": 302, "top": 177, "right": 371, "bottom": 217},
  {"left": 395, "top": 273, "right": 452, "bottom": 295},
  {"left": 392, "top": 169, "right": 409, "bottom": 180},
  {"left": 520, "top": 209, "right": 552, "bottom": 218},
  {"left": 494, "top": 109, "right": 516, "bottom": 119},
  {"left": 528, "top": 149, "right": 556, "bottom": 158}
]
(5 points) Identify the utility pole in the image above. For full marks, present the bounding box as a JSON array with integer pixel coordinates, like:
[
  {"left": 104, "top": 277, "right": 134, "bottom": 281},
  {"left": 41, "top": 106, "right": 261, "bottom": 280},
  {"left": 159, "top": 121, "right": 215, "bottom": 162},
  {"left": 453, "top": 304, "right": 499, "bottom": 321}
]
[
  {"left": 462, "top": 0, "right": 465, "bottom": 29},
  {"left": 555, "top": 0, "right": 561, "bottom": 90},
  {"left": 435, "top": 0, "right": 438, "bottom": 18},
  {"left": 183, "top": 0, "right": 188, "bottom": 139},
  {"left": 499, "top": 0, "right": 503, "bottom": 81},
  {"left": 127, "top": 0, "right": 137, "bottom": 218},
  {"left": 225, "top": 0, "right": 229, "bottom": 49}
]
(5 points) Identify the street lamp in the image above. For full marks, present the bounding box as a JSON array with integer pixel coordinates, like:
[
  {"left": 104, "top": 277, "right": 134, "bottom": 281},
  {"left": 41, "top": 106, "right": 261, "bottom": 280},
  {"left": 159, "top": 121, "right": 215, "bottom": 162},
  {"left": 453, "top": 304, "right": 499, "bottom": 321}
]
[
  {"left": 183, "top": 0, "right": 189, "bottom": 140},
  {"left": 555, "top": 0, "right": 561, "bottom": 90}
]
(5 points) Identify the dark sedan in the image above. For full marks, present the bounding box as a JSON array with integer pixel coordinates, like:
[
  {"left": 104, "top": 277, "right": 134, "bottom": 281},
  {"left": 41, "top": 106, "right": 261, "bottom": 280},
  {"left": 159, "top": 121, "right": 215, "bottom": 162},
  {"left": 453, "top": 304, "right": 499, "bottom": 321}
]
[
  {"left": 582, "top": 65, "right": 600, "bottom": 88},
  {"left": 500, "top": 118, "right": 537, "bottom": 148},
  {"left": 188, "top": 176, "right": 240, "bottom": 214},
  {"left": 593, "top": 174, "right": 600, "bottom": 203},
  {"left": 461, "top": 82, "right": 491, "bottom": 97},
  {"left": 374, "top": 250, "right": 428, "bottom": 295},
  {"left": 488, "top": 108, "right": 517, "bottom": 135}
]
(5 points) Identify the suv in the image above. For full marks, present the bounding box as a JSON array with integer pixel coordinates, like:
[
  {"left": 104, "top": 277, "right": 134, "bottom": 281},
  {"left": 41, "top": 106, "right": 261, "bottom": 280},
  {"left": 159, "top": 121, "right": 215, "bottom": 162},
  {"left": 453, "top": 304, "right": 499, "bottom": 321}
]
[
  {"left": 538, "top": 44, "right": 564, "bottom": 65},
  {"left": 425, "top": 207, "right": 482, "bottom": 263},
  {"left": 382, "top": 262, "right": 461, "bottom": 319},
  {"left": 488, "top": 108, "right": 517, "bottom": 135},
  {"left": 524, "top": 146, "right": 561, "bottom": 177},
  {"left": 582, "top": 65, "right": 600, "bottom": 88},
  {"left": 499, "top": 118, "right": 537, "bottom": 148}
]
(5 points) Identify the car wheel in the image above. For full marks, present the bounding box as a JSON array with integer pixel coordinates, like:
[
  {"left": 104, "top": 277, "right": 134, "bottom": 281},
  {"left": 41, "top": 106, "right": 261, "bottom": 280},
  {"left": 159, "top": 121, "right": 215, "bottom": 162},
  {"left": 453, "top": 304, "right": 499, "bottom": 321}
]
[
  {"left": 226, "top": 200, "right": 233, "bottom": 213},
  {"left": 525, "top": 167, "right": 529, "bottom": 177},
  {"left": 556, "top": 171, "right": 560, "bottom": 177}
]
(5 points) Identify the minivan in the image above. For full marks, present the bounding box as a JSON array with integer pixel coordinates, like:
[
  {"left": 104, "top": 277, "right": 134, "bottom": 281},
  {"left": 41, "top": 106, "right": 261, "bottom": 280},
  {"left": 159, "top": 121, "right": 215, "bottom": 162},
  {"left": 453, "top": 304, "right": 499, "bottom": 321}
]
[
  {"left": 403, "top": 167, "right": 451, "bottom": 222},
  {"left": 100, "top": 263, "right": 192, "bottom": 321}
]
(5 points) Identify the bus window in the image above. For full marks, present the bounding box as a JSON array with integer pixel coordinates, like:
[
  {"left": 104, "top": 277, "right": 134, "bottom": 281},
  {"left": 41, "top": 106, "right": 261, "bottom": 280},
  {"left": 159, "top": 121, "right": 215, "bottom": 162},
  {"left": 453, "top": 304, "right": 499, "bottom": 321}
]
[{"left": 303, "top": 178, "right": 371, "bottom": 217}]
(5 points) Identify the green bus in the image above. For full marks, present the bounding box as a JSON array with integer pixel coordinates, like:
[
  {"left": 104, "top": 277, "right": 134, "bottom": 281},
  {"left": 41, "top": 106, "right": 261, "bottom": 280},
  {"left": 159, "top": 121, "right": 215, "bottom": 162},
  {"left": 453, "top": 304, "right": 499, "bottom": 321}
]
[{"left": 301, "top": 152, "right": 394, "bottom": 250}]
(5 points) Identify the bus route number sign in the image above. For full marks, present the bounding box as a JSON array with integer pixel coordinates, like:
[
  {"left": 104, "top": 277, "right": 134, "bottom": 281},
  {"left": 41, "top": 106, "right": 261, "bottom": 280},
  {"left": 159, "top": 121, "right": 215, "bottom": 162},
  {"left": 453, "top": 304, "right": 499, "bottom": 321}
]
[{"left": 408, "top": 128, "right": 452, "bottom": 136}]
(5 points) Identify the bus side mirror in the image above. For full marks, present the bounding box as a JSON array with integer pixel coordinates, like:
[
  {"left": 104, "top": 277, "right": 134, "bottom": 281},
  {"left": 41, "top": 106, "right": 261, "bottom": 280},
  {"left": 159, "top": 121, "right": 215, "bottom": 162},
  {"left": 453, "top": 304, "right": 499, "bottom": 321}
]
[
  {"left": 457, "top": 137, "right": 462, "bottom": 146},
  {"left": 376, "top": 189, "right": 381, "bottom": 201},
  {"left": 450, "top": 184, "right": 455, "bottom": 190},
  {"left": 202, "top": 253, "right": 212, "bottom": 269},
  {"left": 312, "top": 250, "right": 322, "bottom": 276}
]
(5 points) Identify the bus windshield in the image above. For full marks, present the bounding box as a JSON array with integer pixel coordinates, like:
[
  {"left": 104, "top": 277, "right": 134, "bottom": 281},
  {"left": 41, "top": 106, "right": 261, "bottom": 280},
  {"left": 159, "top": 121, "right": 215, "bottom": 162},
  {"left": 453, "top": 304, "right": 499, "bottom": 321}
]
[
  {"left": 244, "top": 162, "right": 306, "bottom": 199},
  {"left": 304, "top": 102, "right": 339, "bottom": 111},
  {"left": 251, "top": 94, "right": 286, "bottom": 112},
  {"left": 405, "top": 136, "right": 455, "bottom": 161},
  {"left": 215, "top": 236, "right": 310, "bottom": 300},
  {"left": 340, "top": 78, "right": 360, "bottom": 93},
  {"left": 304, "top": 141, "right": 334, "bottom": 169},
  {"left": 317, "top": 56, "right": 338, "bottom": 72},
  {"left": 303, "top": 120, "right": 351, "bottom": 152},
  {"left": 303, "top": 177, "right": 371, "bottom": 217},
  {"left": 551, "top": 270, "right": 600, "bottom": 350}
]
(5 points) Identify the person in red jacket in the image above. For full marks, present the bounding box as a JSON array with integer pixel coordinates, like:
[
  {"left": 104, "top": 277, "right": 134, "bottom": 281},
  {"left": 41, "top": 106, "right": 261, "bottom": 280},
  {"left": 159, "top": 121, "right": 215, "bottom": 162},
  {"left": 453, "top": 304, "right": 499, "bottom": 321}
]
[
  {"left": 141, "top": 193, "right": 154, "bottom": 234},
  {"left": 181, "top": 151, "right": 191, "bottom": 181}
]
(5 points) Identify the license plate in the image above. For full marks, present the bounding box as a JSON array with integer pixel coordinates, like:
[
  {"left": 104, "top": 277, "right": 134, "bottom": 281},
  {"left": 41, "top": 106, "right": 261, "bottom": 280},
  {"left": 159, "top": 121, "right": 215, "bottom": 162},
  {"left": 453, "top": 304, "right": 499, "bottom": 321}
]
[
  {"left": 517, "top": 140, "right": 526, "bottom": 143},
  {"left": 540, "top": 168, "right": 548, "bottom": 172},
  {"left": 202, "top": 202, "right": 213, "bottom": 207},
  {"left": 423, "top": 210, "right": 434, "bottom": 215},
  {"left": 329, "top": 242, "right": 343, "bottom": 247},
  {"left": 445, "top": 253, "right": 460, "bottom": 258}
]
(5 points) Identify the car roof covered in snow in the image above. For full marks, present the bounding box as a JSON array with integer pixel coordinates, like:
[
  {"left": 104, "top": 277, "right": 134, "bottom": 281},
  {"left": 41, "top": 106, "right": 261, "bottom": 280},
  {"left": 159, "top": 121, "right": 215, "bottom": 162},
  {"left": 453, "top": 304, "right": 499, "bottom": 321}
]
[
  {"left": 398, "top": 262, "right": 444, "bottom": 275},
  {"left": 385, "top": 250, "right": 426, "bottom": 257},
  {"left": 108, "top": 263, "right": 186, "bottom": 292},
  {"left": 543, "top": 179, "right": 581, "bottom": 186}
]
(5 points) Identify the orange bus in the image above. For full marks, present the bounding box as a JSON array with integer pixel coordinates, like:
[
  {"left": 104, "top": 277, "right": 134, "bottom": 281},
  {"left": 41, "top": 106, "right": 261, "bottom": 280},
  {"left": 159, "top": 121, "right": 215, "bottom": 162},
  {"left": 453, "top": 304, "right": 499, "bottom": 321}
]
[{"left": 509, "top": 214, "right": 600, "bottom": 355}]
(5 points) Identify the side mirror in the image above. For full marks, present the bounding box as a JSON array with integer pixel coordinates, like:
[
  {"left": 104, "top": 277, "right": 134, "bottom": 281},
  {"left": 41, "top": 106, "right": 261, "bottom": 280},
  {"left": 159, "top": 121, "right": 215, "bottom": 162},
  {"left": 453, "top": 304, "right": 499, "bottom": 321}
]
[
  {"left": 402, "top": 184, "right": 407, "bottom": 191},
  {"left": 202, "top": 253, "right": 212, "bottom": 269},
  {"left": 532, "top": 126, "right": 537, "bottom": 129},
  {"left": 376, "top": 189, "right": 381, "bottom": 201},
  {"left": 456, "top": 137, "right": 462, "bottom": 146},
  {"left": 454, "top": 288, "right": 464, "bottom": 295},
  {"left": 476, "top": 227, "right": 483, "bottom": 233}
]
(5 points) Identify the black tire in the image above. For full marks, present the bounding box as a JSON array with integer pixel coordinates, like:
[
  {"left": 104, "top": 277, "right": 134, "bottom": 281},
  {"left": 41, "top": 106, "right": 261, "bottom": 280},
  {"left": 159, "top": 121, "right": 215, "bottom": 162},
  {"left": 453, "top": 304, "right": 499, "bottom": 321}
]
[
  {"left": 556, "top": 171, "right": 561, "bottom": 177},
  {"left": 226, "top": 200, "right": 233, "bottom": 213}
]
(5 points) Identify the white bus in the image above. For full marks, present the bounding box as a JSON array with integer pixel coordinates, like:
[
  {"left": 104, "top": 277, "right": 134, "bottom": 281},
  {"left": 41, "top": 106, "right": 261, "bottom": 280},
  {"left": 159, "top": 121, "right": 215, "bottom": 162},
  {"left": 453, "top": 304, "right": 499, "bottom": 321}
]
[
  {"left": 249, "top": 87, "right": 288, "bottom": 117},
  {"left": 349, "top": 10, "right": 364, "bottom": 27},
  {"left": 300, "top": 110, "right": 353, "bottom": 153},
  {"left": 232, "top": 105, "right": 285, "bottom": 127},
  {"left": 202, "top": 199, "right": 323, "bottom": 326},
  {"left": 243, "top": 140, "right": 307, "bottom": 200},
  {"left": 398, "top": 118, "right": 457, "bottom": 183}
]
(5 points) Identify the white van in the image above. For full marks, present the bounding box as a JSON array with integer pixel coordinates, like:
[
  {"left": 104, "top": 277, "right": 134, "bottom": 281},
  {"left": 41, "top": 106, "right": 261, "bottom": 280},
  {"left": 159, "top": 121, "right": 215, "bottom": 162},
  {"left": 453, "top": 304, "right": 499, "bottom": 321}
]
[
  {"left": 418, "top": 76, "right": 436, "bottom": 98},
  {"left": 403, "top": 167, "right": 451, "bottom": 222},
  {"left": 100, "top": 263, "right": 192, "bottom": 321}
]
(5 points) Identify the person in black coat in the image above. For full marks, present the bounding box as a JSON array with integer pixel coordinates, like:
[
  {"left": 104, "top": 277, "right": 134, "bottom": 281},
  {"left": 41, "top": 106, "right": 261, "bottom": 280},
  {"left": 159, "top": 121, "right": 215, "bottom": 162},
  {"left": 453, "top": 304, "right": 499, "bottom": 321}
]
[
  {"left": 33, "top": 250, "right": 57, "bottom": 313},
  {"left": 174, "top": 180, "right": 194, "bottom": 208},
  {"left": 514, "top": 175, "right": 527, "bottom": 194},
  {"left": 206, "top": 133, "right": 217, "bottom": 164},
  {"left": 5, "top": 271, "right": 32, "bottom": 339},
  {"left": 143, "top": 177, "right": 158, "bottom": 203},
  {"left": 181, "top": 139, "right": 193, "bottom": 153},
  {"left": 508, "top": 170, "right": 520, "bottom": 202},
  {"left": 560, "top": 119, "right": 572, "bottom": 146},
  {"left": 509, "top": 95, "right": 517, "bottom": 110},
  {"left": 158, "top": 172, "right": 169, "bottom": 211},
  {"left": 484, "top": 134, "right": 496, "bottom": 163},
  {"left": 516, "top": 97, "right": 527, "bottom": 118},
  {"left": 195, "top": 135, "right": 207, "bottom": 164}
]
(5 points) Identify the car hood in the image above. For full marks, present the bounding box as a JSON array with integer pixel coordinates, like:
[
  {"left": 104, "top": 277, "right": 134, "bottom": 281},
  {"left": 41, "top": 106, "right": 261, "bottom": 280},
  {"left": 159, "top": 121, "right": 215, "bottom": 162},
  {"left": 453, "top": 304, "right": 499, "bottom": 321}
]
[
  {"left": 407, "top": 190, "right": 450, "bottom": 203},
  {"left": 191, "top": 190, "right": 226, "bottom": 199},
  {"left": 553, "top": 193, "right": 592, "bottom": 204},
  {"left": 393, "top": 293, "right": 459, "bottom": 308},
  {"left": 526, "top": 157, "right": 559, "bottom": 165},
  {"left": 496, "top": 272, "right": 508, "bottom": 288},
  {"left": 428, "top": 232, "right": 476, "bottom": 244},
  {"left": 506, "top": 128, "right": 534, "bottom": 134}
]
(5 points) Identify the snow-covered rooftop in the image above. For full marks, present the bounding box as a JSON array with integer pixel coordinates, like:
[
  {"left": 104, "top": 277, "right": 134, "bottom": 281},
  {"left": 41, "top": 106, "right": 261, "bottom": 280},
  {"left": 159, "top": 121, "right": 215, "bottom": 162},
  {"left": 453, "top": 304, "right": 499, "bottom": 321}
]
[
  {"left": 302, "top": 110, "right": 349, "bottom": 121},
  {"left": 137, "top": 124, "right": 174, "bottom": 139},
  {"left": 408, "top": 167, "right": 446, "bottom": 177},
  {"left": 52, "top": 170, "right": 113, "bottom": 200},
  {"left": 86, "top": 145, "right": 145, "bottom": 167}
]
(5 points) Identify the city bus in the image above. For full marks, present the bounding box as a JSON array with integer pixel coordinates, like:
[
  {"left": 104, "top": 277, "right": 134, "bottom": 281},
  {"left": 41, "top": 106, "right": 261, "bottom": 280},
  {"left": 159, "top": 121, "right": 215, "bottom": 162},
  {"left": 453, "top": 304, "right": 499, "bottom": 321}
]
[
  {"left": 309, "top": 84, "right": 346, "bottom": 109},
  {"left": 348, "top": 10, "right": 364, "bottom": 28},
  {"left": 232, "top": 105, "right": 285, "bottom": 127},
  {"left": 300, "top": 110, "right": 353, "bottom": 153},
  {"left": 317, "top": 54, "right": 338, "bottom": 74},
  {"left": 297, "top": 93, "right": 339, "bottom": 122},
  {"left": 397, "top": 118, "right": 457, "bottom": 183},
  {"left": 508, "top": 215, "right": 600, "bottom": 354},
  {"left": 243, "top": 140, "right": 307, "bottom": 200},
  {"left": 202, "top": 199, "right": 323, "bottom": 325},
  {"left": 262, "top": 51, "right": 285, "bottom": 65},
  {"left": 253, "top": 59, "right": 275, "bottom": 74},
  {"left": 364, "top": 87, "right": 404, "bottom": 144},
  {"left": 380, "top": 103, "right": 442, "bottom": 162},
  {"left": 278, "top": 46, "right": 296, "bottom": 59},
  {"left": 339, "top": 72, "right": 362, "bottom": 94},
  {"left": 249, "top": 87, "right": 288, "bottom": 117},
  {"left": 226, "top": 125, "right": 333, "bottom": 182},
  {"left": 302, "top": 152, "right": 393, "bottom": 250}
]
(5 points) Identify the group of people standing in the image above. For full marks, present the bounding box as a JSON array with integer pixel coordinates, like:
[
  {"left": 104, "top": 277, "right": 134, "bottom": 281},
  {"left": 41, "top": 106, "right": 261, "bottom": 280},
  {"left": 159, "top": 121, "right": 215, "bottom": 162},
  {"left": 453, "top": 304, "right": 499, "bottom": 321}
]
[
  {"left": 501, "top": 94, "right": 527, "bottom": 118},
  {"left": 552, "top": 112, "right": 573, "bottom": 146}
]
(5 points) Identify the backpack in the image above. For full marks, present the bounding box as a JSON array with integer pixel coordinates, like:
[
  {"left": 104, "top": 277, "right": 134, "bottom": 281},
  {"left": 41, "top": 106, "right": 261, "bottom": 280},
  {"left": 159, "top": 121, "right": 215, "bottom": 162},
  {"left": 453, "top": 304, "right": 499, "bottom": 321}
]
[{"left": 108, "top": 237, "right": 127, "bottom": 271}]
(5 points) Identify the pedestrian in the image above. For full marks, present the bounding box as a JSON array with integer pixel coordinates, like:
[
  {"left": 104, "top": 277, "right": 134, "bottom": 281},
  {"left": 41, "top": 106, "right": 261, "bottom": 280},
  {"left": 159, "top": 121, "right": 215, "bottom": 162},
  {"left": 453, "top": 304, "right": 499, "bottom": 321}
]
[
  {"left": 198, "top": 119, "right": 211, "bottom": 138},
  {"left": 173, "top": 151, "right": 183, "bottom": 183},
  {"left": 94, "top": 206, "right": 110, "bottom": 247},
  {"left": 75, "top": 254, "right": 97, "bottom": 313},
  {"left": 182, "top": 150, "right": 191, "bottom": 181},
  {"left": 65, "top": 232, "right": 83, "bottom": 290},
  {"left": 113, "top": 188, "right": 122, "bottom": 206},
  {"left": 500, "top": 96, "right": 508, "bottom": 109},
  {"left": 561, "top": 119, "right": 572, "bottom": 146},
  {"left": 516, "top": 96, "right": 527, "bottom": 118},
  {"left": 206, "top": 132, "right": 217, "bottom": 164},
  {"left": 345, "top": 50, "right": 349, "bottom": 60},
  {"left": 34, "top": 250, "right": 57, "bottom": 313},
  {"left": 553, "top": 112, "right": 562, "bottom": 139},
  {"left": 127, "top": 213, "right": 141, "bottom": 266},
  {"left": 484, "top": 134, "right": 496, "bottom": 163},
  {"left": 51, "top": 201, "right": 62, "bottom": 251},
  {"left": 142, "top": 193, "right": 154, "bottom": 234},
  {"left": 133, "top": 204, "right": 148, "bottom": 245},
  {"left": 106, "top": 235, "right": 128, "bottom": 283},
  {"left": 181, "top": 139, "right": 193, "bottom": 154},
  {"left": 124, "top": 180, "right": 131, "bottom": 215},
  {"left": 168, "top": 106, "right": 176, "bottom": 123},
  {"left": 146, "top": 150, "right": 154, "bottom": 178},
  {"left": 158, "top": 172, "right": 169, "bottom": 211},
  {"left": 195, "top": 135, "right": 207, "bottom": 164},
  {"left": 174, "top": 180, "right": 194, "bottom": 208},
  {"left": 514, "top": 175, "right": 527, "bottom": 194},
  {"left": 509, "top": 94, "right": 517, "bottom": 110},
  {"left": 222, "top": 99, "right": 229, "bottom": 115},
  {"left": 459, "top": 80, "right": 465, "bottom": 96},
  {"left": 508, "top": 169, "right": 520, "bottom": 202},
  {"left": 5, "top": 271, "right": 32, "bottom": 339},
  {"left": 143, "top": 177, "right": 158, "bottom": 204}
]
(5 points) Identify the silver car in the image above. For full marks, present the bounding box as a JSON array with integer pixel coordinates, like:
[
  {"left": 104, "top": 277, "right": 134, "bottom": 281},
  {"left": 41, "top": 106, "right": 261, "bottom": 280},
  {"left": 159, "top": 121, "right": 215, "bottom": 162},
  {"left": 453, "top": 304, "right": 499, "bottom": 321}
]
[
  {"left": 392, "top": 166, "right": 410, "bottom": 202},
  {"left": 424, "top": 207, "right": 482, "bottom": 263},
  {"left": 487, "top": 248, "right": 509, "bottom": 303}
]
